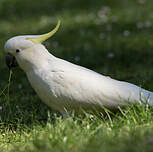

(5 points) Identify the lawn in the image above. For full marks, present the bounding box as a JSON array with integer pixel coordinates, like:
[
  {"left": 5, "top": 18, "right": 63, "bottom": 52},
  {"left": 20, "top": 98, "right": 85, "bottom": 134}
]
[{"left": 1, "top": 0, "right": 153, "bottom": 151}]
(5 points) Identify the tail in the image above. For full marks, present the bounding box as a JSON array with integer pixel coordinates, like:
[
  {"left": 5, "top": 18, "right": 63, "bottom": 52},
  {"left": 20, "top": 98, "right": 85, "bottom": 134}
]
[
  {"left": 140, "top": 88, "right": 153, "bottom": 106},
  {"left": 111, "top": 79, "right": 153, "bottom": 107}
]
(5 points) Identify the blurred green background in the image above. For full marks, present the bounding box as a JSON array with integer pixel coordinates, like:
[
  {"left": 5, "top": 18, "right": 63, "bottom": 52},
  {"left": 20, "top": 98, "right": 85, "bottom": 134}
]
[
  {"left": 1, "top": 0, "right": 153, "bottom": 88},
  {"left": 0, "top": 0, "right": 153, "bottom": 123},
  {"left": 1, "top": 0, "right": 153, "bottom": 151},
  {"left": 1, "top": 0, "right": 153, "bottom": 124}
]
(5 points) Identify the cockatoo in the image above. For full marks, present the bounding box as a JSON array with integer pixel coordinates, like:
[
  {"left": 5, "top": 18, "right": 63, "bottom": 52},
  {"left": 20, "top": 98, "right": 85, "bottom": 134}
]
[{"left": 4, "top": 20, "right": 153, "bottom": 114}]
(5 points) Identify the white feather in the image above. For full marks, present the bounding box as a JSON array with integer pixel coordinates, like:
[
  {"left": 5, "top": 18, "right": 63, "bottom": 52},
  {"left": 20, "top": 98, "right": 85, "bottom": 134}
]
[
  {"left": 5, "top": 38, "right": 153, "bottom": 113},
  {"left": 23, "top": 45, "right": 153, "bottom": 112}
]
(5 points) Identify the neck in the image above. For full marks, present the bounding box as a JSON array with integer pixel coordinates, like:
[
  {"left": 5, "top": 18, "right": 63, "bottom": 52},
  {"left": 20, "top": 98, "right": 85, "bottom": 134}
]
[{"left": 16, "top": 44, "right": 56, "bottom": 73}]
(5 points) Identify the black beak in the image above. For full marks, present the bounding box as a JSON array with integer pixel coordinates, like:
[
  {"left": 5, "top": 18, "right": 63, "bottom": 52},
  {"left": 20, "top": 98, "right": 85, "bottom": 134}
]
[{"left": 5, "top": 53, "right": 18, "bottom": 69}]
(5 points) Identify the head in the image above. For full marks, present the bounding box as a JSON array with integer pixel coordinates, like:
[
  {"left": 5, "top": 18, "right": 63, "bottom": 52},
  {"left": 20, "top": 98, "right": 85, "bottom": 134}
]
[{"left": 4, "top": 20, "right": 61, "bottom": 70}]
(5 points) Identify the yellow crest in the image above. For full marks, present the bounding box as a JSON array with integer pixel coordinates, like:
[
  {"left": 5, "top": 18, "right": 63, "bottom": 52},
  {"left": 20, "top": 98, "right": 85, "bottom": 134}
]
[{"left": 26, "top": 20, "right": 61, "bottom": 43}]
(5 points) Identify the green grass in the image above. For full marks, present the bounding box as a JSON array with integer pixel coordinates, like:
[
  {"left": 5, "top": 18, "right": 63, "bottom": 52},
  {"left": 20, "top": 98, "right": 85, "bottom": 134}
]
[{"left": 1, "top": 0, "right": 153, "bottom": 151}]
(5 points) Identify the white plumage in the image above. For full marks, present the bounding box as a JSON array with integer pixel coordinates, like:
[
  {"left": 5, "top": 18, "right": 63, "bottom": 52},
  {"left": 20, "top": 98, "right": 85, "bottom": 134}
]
[{"left": 4, "top": 21, "right": 153, "bottom": 114}]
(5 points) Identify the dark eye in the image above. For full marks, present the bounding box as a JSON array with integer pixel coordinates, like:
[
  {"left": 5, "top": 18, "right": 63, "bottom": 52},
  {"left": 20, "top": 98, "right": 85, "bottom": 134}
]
[{"left": 16, "top": 49, "right": 20, "bottom": 53}]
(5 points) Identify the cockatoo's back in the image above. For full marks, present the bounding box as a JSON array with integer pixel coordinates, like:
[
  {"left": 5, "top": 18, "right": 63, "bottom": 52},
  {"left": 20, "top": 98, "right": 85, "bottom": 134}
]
[{"left": 26, "top": 56, "right": 153, "bottom": 113}]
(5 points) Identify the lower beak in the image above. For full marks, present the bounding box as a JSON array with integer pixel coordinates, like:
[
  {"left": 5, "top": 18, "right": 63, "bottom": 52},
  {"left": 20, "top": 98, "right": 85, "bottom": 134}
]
[{"left": 5, "top": 53, "right": 18, "bottom": 69}]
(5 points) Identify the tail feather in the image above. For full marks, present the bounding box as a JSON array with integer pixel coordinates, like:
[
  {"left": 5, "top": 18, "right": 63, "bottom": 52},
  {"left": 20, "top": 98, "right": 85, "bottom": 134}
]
[{"left": 141, "top": 89, "right": 153, "bottom": 106}]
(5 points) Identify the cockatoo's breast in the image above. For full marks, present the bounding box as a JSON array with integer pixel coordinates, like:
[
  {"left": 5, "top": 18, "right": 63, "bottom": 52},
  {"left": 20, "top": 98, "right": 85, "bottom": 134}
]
[{"left": 26, "top": 68, "right": 62, "bottom": 111}]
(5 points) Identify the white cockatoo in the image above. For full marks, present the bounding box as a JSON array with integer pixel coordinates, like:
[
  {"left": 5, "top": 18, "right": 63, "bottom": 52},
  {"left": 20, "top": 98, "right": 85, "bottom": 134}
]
[{"left": 4, "top": 20, "right": 153, "bottom": 114}]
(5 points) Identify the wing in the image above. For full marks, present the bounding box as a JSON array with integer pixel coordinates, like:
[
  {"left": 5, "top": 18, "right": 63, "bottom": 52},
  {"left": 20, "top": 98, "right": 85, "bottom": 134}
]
[{"left": 51, "top": 60, "right": 153, "bottom": 108}]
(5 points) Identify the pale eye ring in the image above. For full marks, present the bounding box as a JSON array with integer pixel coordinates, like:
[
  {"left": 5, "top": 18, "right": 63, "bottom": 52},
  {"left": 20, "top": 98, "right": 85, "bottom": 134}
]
[{"left": 16, "top": 49, "right": 20, "bottom": 53}]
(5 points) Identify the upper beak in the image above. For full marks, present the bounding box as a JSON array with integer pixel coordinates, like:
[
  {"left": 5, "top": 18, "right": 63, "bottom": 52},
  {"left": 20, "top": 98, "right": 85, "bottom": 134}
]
[{"left": 5, "top": 53, "right": 18, "bottom": 69}]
